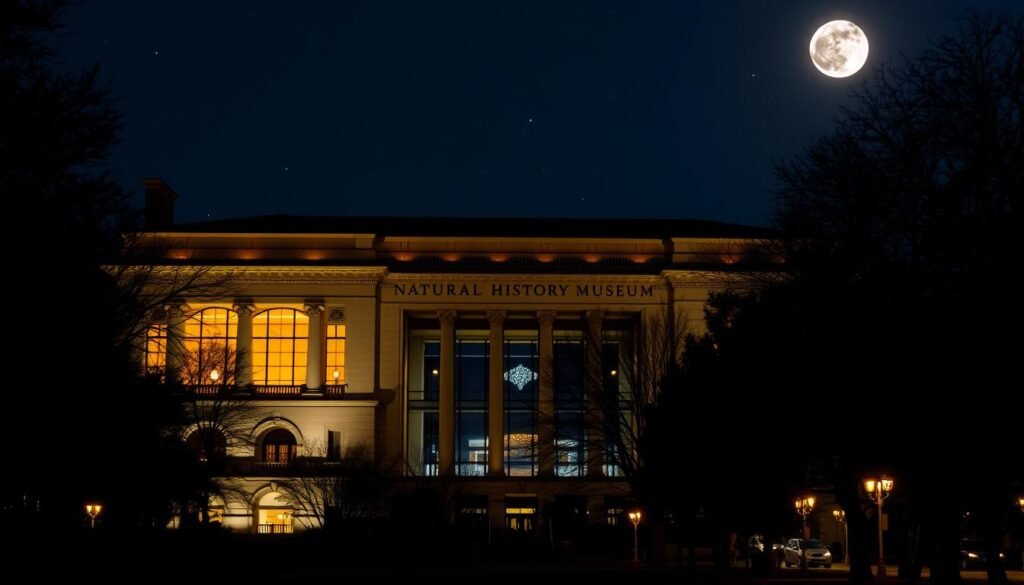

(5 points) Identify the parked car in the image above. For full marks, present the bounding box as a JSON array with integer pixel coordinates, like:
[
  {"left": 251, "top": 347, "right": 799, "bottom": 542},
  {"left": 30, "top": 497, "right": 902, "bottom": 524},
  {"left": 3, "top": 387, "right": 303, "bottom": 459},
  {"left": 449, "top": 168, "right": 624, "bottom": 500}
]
[{"left": 783, "top": 538, "right": 833, "bottom": 568}]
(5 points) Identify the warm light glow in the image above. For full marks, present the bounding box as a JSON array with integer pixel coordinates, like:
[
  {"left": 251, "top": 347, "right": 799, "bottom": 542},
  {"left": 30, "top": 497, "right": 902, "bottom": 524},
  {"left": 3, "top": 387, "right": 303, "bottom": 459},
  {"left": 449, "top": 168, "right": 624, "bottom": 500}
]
[
  {"left": 442, "top": 254, "right": 462, "bottom": 262},
  {"left": 864, "top": 477, "right": 894, "bottom": 501},
  {"left": 795, "top": 495, "right": 815, "bottom": 516},
  {"left": 536, "top": 254, "right": 555, "bottom": 263},
  {"left": 209, "top": 369, "right": 220, "bottom": 382},
  {"left": 489, "top": 254, "right": 510, "bottom": 263},
  {"left": 628, "top": 510, "right": 641, "bottom": 525},
  {"left": 833, "top": 509, "right": 846, "bottom": 521},
  {"left": 325, "top": 323, "right": 346, "bottom": 384},
  {"left": 253, "top": 309, "right": 309, "bottom": 385},
  {"left": 610, "top": 369, "right": 618, "bottom": 376},
  {"left": 1018, "top": 496, "right": 1024, "bottom": 512},
  {"left": 85, "top": 503, "right": 102, "bottom": 516},
  {"left": 505, "top": 433, "right": 538, "bottom": 451},
  {"left": 584, "top": 255, "right": 601, "bottom": 263},
  {"left": 431, "top": 368, "right": 439, "bottom": 376}
]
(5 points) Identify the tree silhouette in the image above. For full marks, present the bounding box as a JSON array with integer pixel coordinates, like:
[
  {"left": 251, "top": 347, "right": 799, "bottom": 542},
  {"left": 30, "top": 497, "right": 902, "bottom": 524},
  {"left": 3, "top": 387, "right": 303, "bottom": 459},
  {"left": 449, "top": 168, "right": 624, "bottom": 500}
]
[{"left": 762, "top": 11, "right": 1022, "bottom": 585}]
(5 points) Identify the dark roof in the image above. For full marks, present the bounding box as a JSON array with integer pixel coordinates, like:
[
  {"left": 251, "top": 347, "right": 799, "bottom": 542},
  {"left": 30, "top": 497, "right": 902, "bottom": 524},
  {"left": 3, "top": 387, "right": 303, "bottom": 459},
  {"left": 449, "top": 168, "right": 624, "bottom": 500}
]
[{"left": 165, "top": 215, "right": 774, "bottom": 239}]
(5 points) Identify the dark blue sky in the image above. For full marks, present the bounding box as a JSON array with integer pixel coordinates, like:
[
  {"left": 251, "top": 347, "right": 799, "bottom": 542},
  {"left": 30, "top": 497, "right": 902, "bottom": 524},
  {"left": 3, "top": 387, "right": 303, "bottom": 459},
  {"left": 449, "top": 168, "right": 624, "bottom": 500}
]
[{"left": 60, "top": 0, "right": 1019, "bottom": 226}]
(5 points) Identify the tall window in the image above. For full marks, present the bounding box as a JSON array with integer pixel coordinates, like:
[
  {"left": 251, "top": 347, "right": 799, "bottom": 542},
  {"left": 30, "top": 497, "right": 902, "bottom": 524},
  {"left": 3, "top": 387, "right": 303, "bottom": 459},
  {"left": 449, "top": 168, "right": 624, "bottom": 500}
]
[
  {"left": 182, "top": 308, "right": 237, "bottom": 384},
  {"left": 253, "top": 309, "right": 308, "bottom": 386},
  {"left": 554, "top": 338, "right": 586, "bottom": 476},
  {"left": 325, "top": 323, "right": 346, "bottom": 384},
  {"left": 408, "top": 336, "right": 439, "bottom": 475},
  {"left": 504, "top": 339, "right": 538, "bottom": 476},
  {"left": 145, "top": 324, "right": 167, "bottom": 378},
  {"left": 455, "top": 339, "right": 488, "bottom": 476},
  {"left": 602, "top": 341, "right": 625, "bottom": 477}
]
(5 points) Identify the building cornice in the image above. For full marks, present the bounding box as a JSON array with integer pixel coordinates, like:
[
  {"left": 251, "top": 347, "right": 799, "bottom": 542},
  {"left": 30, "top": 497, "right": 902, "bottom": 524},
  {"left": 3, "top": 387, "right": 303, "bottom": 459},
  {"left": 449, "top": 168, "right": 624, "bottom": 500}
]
[{"left": 141, "top": 265, "right": 390, "bottom": 285}]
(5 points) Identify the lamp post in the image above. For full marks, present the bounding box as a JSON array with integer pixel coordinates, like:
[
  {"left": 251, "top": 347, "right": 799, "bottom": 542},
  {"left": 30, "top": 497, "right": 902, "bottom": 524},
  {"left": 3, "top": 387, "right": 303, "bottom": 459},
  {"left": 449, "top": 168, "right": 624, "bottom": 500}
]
[
  {"left": 795, "top": 495, "right": 815, "bottom": 539},
  {"left": 833, "top": 509, "right": 849, "bottom": 565},
  {"left": 864, "top": 477, "right": 894, "bottom": 577},
  {"left": 85, "top": 503, "right": 102, "bottom": 529},
  {"left": 628, "top": 510, "right": 642, "bottom": 562},
  {"left": 794, "top": 496, "right": 815, "bottom": 570}
]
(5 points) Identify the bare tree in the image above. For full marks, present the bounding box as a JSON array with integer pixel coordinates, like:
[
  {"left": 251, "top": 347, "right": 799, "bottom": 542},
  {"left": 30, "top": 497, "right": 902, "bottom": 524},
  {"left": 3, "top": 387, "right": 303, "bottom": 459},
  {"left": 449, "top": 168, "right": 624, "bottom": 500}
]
[
  {"left": 277, "top": 442, "right": 390, "bottom": 530},
  {"left": 172, "top": 342, "right": 261, "bottom": 526},
  {"left": 771, "top": 12, "right": 1022, "bottom": 585}
]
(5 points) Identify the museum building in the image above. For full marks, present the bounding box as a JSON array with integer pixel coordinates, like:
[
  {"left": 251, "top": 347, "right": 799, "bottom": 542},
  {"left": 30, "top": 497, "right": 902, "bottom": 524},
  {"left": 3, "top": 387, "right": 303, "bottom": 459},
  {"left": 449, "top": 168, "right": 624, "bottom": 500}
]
[{"left": 135, "top": 179, "right": 767, "bottom": 537}]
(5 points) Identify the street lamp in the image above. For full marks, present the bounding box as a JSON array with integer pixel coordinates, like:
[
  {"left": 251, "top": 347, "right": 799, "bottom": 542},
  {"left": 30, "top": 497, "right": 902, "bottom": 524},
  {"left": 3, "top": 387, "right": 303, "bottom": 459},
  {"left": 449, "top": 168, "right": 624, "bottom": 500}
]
[
  {"left": 833, "top": 508, "right": 849, "bottom": 565},
  {"left": 209, "top": 368, "right": 220, "bottom": 383},
  {"left": 864, "top": 477, "right": 894, "bottom": 577},
  {"left": 332, "top": 368, "right": 341, "bottom": 386},
  {"left": 628, "top": 510, "right": 642, "bottom": 562},
  {"left": 85, "top": 503, "right": 102, "bottom": 529},
  {"left": 795, "top": 495, "right": 815, "bottom": 539}
]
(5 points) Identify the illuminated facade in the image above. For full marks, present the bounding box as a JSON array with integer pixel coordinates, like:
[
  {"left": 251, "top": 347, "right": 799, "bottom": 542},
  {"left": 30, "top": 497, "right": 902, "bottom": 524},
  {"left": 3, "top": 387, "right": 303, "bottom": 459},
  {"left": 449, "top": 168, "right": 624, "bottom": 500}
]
[{"left": 135, "top": 180, "right": 766, "bottom": 538}]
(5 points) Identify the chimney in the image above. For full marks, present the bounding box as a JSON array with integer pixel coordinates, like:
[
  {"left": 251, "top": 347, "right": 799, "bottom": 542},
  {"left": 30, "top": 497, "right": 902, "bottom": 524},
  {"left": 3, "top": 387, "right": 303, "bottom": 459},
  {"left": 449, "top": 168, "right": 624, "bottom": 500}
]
[{"left": 143, "top": 178, "right": 178, "bottom": 230}]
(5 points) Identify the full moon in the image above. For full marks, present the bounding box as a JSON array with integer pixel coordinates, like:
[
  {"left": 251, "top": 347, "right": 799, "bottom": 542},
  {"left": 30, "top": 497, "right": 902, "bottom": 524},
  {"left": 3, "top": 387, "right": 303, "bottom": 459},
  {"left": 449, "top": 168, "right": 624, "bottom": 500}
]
[{"left": 809, "top": 20, "right": 869, "bottom": 78}]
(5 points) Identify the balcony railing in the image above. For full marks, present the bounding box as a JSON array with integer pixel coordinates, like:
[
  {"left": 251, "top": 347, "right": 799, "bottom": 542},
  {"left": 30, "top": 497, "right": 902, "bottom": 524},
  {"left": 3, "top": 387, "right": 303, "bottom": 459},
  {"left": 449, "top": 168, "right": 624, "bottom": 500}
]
[
  {"left": 257, "top": 523, "right": 293, "bottom": 535},
  {"left": 252, "top": 385, "right": 301, "bottom": 396},
  {"left": 182, "top": 384, "right": 349, "bottom": 398}
]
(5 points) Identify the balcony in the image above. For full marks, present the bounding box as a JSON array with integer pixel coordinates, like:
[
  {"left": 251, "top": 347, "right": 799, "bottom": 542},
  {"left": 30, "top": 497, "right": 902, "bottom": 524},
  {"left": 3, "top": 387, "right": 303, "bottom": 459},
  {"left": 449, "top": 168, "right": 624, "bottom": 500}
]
[
  {"left": 257, "top": 523, "right": 293, "bottom": 534},
  {"left": 224, "top": 458, "right": 349, "bottom": 477},
  {"left": 183, "top": 384, "right": 353, "bottom": 399}
]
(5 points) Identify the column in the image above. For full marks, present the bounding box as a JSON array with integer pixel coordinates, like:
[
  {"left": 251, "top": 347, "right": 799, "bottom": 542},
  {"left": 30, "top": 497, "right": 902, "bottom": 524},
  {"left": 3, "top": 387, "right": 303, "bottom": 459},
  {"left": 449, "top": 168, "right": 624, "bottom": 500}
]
[
  {"left": 304, "top": 304, "right": 325, "bottom": 390},
  {"left": 586, "top": 310, "right": 605, "bottom": 477},
  {"left": 233, "top": 303, "right": 254, "bottom": 386},
  {"left": 487, "top": 311, "right": 506, "bottom": 476},
  {"left": 437, "top": 310, "right": 457, "bottom": 476},
  {"left": 165, "top": 303, "right": 186, "bottom": 382},
  {"left": 536, "top": 311, "right": 556, "bottom": 476}
]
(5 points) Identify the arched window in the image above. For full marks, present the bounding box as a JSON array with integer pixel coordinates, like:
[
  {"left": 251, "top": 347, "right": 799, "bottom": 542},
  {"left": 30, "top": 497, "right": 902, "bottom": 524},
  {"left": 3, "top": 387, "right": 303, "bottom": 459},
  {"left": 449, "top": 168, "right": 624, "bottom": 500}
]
[
  {"left": 261, "top": 429, "right": 297, "bottom": 464},
  {"left": 253, "top": 309, "right": 308, "bottom": 386},
  {"left": 185, "top": 428, "right": 227, "bottom": 465},
  {"left": 182, "top": 308, "right": 237, "bottom": 384}
]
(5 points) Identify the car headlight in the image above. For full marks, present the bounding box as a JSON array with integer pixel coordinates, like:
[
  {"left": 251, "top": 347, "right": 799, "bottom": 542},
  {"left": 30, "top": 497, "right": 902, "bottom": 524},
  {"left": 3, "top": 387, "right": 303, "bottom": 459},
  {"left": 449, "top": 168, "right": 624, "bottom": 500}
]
[
  {"left": 968, "top": 553, "right": 980, "bottom": 559},
  {"left": 824, "top": 551, "right": 832, "bottom": 557}
]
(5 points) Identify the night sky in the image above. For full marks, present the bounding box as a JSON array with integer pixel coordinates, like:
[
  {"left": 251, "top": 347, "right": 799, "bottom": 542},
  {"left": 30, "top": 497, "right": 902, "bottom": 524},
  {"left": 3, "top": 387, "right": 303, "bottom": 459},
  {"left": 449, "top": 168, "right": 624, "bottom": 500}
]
[{"left": 60, "top": 1, "right": 1019, "bottom": 226}]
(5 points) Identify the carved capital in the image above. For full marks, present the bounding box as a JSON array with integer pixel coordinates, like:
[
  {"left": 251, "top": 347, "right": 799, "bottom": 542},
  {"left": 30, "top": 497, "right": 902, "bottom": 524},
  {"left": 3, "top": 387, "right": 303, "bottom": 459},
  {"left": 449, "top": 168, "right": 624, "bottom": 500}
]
[
  {"left": 536, "top": 311, "right": 557, "bottom": 326},
  {"left": 437, "top": 310, "right": 458, "bottom": 328},
  {"left": 486, "top": 311, "right": 507, "bottom": 327},
  {"left": 304, "top": 303, "right": 325, "bottom": 317},
  {"left": 233, "top": 302, "right": 255, "bottom": 316}
]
